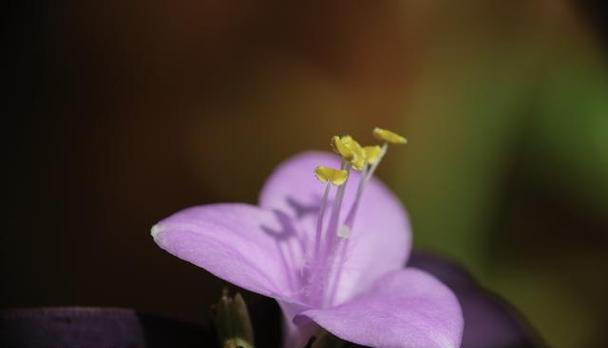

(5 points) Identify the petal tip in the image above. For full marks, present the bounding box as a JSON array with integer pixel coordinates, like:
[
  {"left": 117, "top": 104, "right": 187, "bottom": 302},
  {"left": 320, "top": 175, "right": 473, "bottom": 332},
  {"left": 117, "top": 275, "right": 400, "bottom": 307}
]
[{"left": 151, "top": 224, "right": 164, "bottom": 239}]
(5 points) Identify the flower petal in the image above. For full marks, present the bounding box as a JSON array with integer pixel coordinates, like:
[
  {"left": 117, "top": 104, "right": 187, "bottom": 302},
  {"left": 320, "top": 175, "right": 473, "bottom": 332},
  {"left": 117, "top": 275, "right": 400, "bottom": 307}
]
[
  {"left": 296, "top": 269, "right": 463, "bottom": 348},
  {"left": 409, "top": 252, "right": 543, "bottom": 348},
  {"left": 152, "top": 203, "right": 306, "bottom": 299},
  {"left": 276, "top": 300, "right": 317, "bottom": 348},
  {"left": 259, "top": 151, "right": 411, "bottom": 304}
]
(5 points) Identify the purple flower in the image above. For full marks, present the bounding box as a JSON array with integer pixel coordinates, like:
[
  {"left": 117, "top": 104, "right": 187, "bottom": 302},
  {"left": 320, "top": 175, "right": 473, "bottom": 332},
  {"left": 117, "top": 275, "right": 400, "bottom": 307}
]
[{"left": 152, "top": 133, "right": 463, "bottom": 348}]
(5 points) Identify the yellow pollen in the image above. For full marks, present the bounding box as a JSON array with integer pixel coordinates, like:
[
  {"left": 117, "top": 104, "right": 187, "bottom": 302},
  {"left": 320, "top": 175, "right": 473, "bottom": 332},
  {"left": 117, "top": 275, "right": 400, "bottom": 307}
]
[
  {"left": 331, "top": 135, "right": 366, "bottom": 170},
  {"left": 363, "top": 145, "right": 382, "bottom": 165},
  {"left": 314, "top": 166, "right": 349, "bottom": 186},
  {"left": 373, "top": 127, "right": 407, "bottom": 144},
  {"left": 331, "top": 136, "right": 354, "bottom": 161},
  {"left": 340, "top": 136, "right": 366, "bottom": 171}
]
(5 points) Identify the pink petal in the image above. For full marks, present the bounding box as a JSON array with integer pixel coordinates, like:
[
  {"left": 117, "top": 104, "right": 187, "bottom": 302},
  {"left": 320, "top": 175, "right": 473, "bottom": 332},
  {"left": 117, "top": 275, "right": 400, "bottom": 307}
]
[
  {"left": 276, "top": 300, "right": 317, "bottom": 348},
  {"left": 152, "top": 203, "right": 305, "bottom": 299},
  {"left": 297, "top": 269, "right": 463, "bottom": 348},
  {"left": 259, "top": 151, "right": 411, "bottom": 304}
]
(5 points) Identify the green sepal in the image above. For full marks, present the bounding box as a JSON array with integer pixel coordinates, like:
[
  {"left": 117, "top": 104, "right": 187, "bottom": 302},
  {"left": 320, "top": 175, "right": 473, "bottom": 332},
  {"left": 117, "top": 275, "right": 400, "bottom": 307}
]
[{"left": 211, "top": 288, "right": 255, "bottom": 348}]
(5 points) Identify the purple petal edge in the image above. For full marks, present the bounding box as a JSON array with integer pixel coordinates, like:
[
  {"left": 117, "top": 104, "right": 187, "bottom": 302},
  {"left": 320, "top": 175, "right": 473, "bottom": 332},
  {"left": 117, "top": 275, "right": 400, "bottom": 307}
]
[
  {"left": 152, "top": 203, "right": 303, "bottom": 300},
  {"left": 296, "top": 269, "right": 464, "bottom": 348}
]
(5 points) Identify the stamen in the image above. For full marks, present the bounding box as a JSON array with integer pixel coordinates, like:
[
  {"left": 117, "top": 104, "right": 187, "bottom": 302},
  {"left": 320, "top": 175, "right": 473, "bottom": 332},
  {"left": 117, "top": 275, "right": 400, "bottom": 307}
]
[
  {"left": 312, "top": 166, "right": 348, "bottom": 260},
  {"left": 314, "top": 166, "right": 348, "bottom": 186},
  {"left": 314, "top": 183, "right": 331, "bottom": 261},
  {"left": 339, "top": 136, "right": 366, "bottom": 171},
  {"left": 326, "top": 237, "right": 348, "bottom": 306},
  {"left": 321, "top": 163, "right": 351, "bottom": 307},
  {"left": 315, "top": 128, "right": 406, "bottom": 307},
  {"left": 324, "top": 161, "right": 351, "bottom": 246},
  {"left": 310, "top": 161, "right": 352, "bottom": 307},
  {"left": 331, "top": 136, "right": 354, "bottom": 161},
  {"left": 363, "top": 145, "right": 382, "bottom": 165},
  {"left": 341, "top": 165, "right": 370, "bottom": 234},
  {"left": 373, "top": 127, "right": 408, "bottom": 144},
  {"left": 343, "top": 128, "right": 407, "bottom": 232},
  {"left": 331, "top": 135, "right": 366, "bottom": 171},
  {"left": 323, "top": 135, "right": 364, "bottom": 241},
  {"left": 364, "top": 143, "right": 388, "bottom": 182}
]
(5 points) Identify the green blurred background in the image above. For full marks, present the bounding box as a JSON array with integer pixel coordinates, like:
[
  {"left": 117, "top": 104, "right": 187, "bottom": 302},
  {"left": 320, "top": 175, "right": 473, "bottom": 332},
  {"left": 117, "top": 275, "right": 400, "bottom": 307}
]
[{"left": 4, "top": 1, "right": 608, "bottom": 347}]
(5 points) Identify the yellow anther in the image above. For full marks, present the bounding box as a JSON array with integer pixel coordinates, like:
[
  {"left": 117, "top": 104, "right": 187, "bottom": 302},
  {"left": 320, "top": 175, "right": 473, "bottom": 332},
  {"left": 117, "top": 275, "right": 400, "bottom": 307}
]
[
  {"left": 373, "top": 127, "right": 407, "bottom": 144},
  {"left": 363, "top": 145, "right": 382, "bottom": 165},
  {"left": 341, "top": 136, "right": 366, "bottom": 170},
  {"left": 331, "top": 136, "right": 354, "bottom": 161},
  {"left": 331, "top": 135, "right": 366, "bottom": 170},
  {"left": 314, "top": 166, "right": 349, "bottom": 186}
]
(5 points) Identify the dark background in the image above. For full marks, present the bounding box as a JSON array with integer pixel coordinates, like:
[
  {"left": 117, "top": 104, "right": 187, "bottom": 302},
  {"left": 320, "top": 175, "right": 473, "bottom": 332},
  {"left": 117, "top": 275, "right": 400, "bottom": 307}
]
[{"left": 4, "top": 1, "right": 608, "bottom": 347}]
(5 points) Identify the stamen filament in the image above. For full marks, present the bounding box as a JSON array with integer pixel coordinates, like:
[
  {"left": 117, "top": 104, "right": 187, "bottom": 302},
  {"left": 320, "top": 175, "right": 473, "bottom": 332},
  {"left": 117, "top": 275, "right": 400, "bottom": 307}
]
[
  {"left": 342, "top": 166, "right": 368, "bottom": 232},
  {"left": 343, "top": 143, "right": 388, "bottom": 231},
  {"left": 326, "top": 144, "right": 389, "bottom": 306},
  {"left": 311, "top": 161, "right": 351, "bottom": 307},
  {"left": 313, "top": 183, "right": 331, "bottom": 260},
  {"left": 324, "top": 161, "right": 351, "bottom": 249},
  {"left": 311, "top": 128, "right": 406, "bottom": 307},
  {"left": 365, "top": 142, "right": 388, "bottom": 182},
  {"left": 326, "top": 238, "right": 348, "bottom": 306}
]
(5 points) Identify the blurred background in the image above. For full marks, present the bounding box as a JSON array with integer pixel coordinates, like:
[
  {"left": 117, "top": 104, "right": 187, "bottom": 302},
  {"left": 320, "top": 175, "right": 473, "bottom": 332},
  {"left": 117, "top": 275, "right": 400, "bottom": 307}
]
[{"left": 3, "top": 1, "right": 607, "bottom": 347}]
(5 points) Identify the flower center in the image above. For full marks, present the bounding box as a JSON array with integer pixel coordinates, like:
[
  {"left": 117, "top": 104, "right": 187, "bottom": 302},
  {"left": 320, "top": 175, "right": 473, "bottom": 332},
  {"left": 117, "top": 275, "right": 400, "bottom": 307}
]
[{"left": 308, "top": 128, "right": 407, "bottom": 307}]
